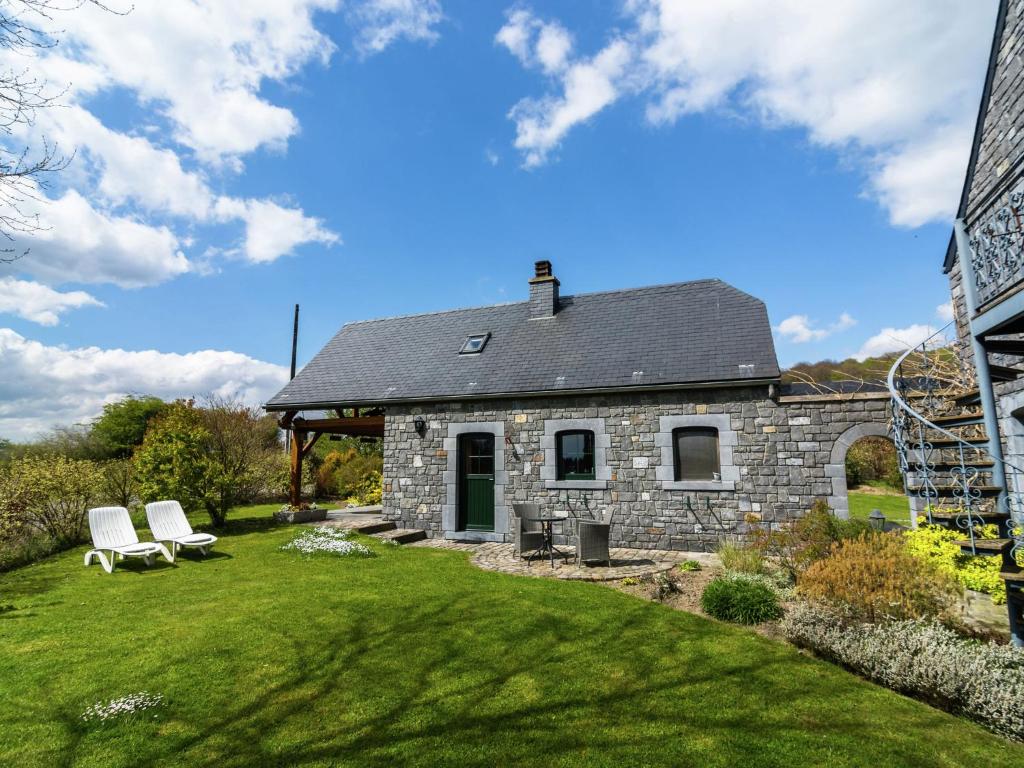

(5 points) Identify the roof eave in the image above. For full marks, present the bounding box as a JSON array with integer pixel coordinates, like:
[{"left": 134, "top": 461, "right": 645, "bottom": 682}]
[
  {"left": 264, "top": 376, "right": 781, "bottom": 412},
  {"left": 943, "top": 0, "right": 1008, "bottom": 274}
]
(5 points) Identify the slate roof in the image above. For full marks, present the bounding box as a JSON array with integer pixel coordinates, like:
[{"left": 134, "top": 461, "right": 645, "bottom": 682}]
[{"left": 265, "top": 278, "right": 780, "bottom": 410}]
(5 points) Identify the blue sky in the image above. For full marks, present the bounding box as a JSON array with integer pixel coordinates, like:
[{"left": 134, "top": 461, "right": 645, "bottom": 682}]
[{"left": 0, "top": 1, "right": 1000, "bottom": 439}]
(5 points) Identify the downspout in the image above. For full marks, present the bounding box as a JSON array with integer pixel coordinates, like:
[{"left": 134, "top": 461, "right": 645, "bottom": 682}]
[{"left": 953, "top": 219, "right": 1009, "bottom": 507}]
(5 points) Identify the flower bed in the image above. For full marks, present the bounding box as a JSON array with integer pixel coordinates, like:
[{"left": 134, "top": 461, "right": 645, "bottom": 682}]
[
  {"left": 281, "top": 527, "right": 374, "bottom": 557},
  {"left": 782, "top": 602, "right": 1024, "bottom": 741}
]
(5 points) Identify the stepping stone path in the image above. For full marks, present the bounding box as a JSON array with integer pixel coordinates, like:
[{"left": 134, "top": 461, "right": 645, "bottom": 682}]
[{"left": 313, "top": 513, "right": 717, "bottom": 582}]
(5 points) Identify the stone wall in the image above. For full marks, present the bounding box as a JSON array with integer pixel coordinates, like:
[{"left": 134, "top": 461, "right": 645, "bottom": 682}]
[
  {"left": 947, "top": 1, "right": 1024, "bottom": 470},
  {"left": 946, "top": 0, "right": 1024, "bottom": 348},
  {"left": 381, "top": 388, "right": 890, "bottom": 552},
  {"left": 964, "top": 0, "right": 1023, "bottom": 221}
]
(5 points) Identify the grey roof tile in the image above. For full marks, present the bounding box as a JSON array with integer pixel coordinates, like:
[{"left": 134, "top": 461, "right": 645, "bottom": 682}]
[{"left": 266, "top": 278, "right": 780, "bottom": 409}]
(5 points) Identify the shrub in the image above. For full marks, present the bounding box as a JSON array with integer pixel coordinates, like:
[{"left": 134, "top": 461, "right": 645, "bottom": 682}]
[
  {"left": 716, "top": 540, "right": 766, "bottom": 574},
  {"left": 782, "top": 602, "right": 1024, "bottom": 741},
  {"left": 0, "top": 463, "right": 29, "bottom": 545},
  {"left": 653, "top": 572, "right": 681, "bottom": 601},
  {"left": 798, "top": 532, "right": 957, "bottom": 622},
  {"left": 316, "top": 446, "right": 383, "bottom": 500},
  {"left": 903, "top": 519, "right": 1007, "bottom": 603},
  {"left": 7, "top": 455, "right": 105, "bottom": 546},
  {"left": 354, "top": 470, "right": 383, "bottom": 506},
  {"left": 700, "top": 575, "right": 782, "bottom": 624},
  {"left": 845, "top": 437, "right": 901, "bottom": 490},
  {"left": 752, "top": 500, "right": 869, "bottom": 580}
]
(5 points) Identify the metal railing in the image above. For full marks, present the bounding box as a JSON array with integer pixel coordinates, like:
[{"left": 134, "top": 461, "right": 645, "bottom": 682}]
[
  {"left": 887, "top": 322, "right": 1024, "bottom": 558},
  {"left": 968, "top": 179, "right": 1024, "bottom": 306}
]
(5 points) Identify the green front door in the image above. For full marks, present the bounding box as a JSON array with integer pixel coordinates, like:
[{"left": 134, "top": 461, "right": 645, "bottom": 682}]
[{"left": 458, "top": 433, "right": 495, "bottom": 531}]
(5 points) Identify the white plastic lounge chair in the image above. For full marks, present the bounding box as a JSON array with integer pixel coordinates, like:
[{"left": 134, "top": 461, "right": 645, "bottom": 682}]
[
  {"left": 145, "top": 500, "right": 218, "bottom": 561},
  {"left": 84, "top": 506, "right": 171, "bottom": 573}
]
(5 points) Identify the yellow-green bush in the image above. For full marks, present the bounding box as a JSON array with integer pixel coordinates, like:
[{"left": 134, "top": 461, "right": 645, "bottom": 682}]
[
  {"left": 903, "top": 519, "right": 1006, "bottom": 604},
  {"left": 354, "top": 470, "right": 382, "bottom": 506},
  {"left": 716, "top": 540, "right": 766, "bottom": 574},
  {"left": 315, "top": 447, "right": 383, "bottom": 500}
]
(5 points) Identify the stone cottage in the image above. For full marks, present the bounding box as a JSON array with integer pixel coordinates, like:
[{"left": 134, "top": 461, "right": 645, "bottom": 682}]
[{"left": 267, "top": 261, "right": 890, "bottom": 551}]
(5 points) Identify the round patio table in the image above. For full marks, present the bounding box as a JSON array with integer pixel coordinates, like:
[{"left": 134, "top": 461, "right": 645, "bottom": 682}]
[{"left": 525, "top": 514, "right": 570, "bottom": 567}]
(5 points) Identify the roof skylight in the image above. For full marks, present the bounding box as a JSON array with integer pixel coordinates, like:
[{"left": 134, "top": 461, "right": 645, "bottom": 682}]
[{"left": 460, "top": 333, "right": 490, "bottom": 355}]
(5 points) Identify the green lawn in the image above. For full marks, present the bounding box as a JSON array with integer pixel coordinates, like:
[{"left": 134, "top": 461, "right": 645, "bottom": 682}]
[
  {"left": 1, "top": 505, "right": 1020, "bottom": 767},
  {"left": 849, "top": 489, "right": 913, "bottom": 526}
]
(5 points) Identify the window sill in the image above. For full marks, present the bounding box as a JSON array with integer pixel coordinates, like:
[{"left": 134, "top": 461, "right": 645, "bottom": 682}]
[
  {"left": 661, "top": 480, "right": 735, "bottom": 492},
  {"left": 544, "top": 480, "right": 609, "bottom": 490}
]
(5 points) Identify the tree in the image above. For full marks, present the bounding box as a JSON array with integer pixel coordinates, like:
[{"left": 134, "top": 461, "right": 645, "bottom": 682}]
[
  {"left": 135, "top": 400, "right": 213, "bottom": 521},
  {"left": 198, "top": 396, "right": 281, "bottom": 525},
  {"left": 0, "top": 1, "right": 119, "bottom": 260},
  {"left": 91, "top": 395, "right": 166, "bottom": 459},
  {"left": 135, "top": 398, "right": 281, "bottom": 527},
  {"left": 100, "top": 457, "right": 137, "bottom": 509}
]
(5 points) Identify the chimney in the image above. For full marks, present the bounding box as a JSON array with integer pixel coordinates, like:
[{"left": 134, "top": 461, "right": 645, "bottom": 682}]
[{"left": 528, "top": 260, "right": 559, "bottom": 319}]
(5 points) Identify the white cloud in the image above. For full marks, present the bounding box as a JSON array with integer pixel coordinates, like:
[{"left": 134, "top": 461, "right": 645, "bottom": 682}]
[
  {"left": 0, "top": 328, "right": 289, "bottom": 441},
  {"left": 497, "top": 9, "right": 632, "bottom": 166},
  {"left": 349, "top": 0, "right": 443, "bottom": 57},
  {"left": 1, "top": 187, "right": 190, "bottom": 288},
  {"left": 775, "top": 312, "right": 856, "bottom": 343},
  {"left": 936, "top": 301, "right": 955, "bottom": 322},
  {"left": 43, "top": 106, "right": 215, "bottom": 220},
  {"left": 49, "top": 1, "right": 340, "bottom": 163},
  {"left": 854, "top": 323, "right": 941, "bottom": 361},
  {"left": 776, "top": 315, "right": 827, "bottom": 343},
  {"left": 214, "top": 198, "right": 340, "bottom": 264},
  {"left": 0, "top": 278, "right": 104, "bottom": 326},
  {"left": 497, "top": 1, "right": 997, "bottom": 225},
  {"left": 495, "top": 9, "right": 535, "bottom": 65},
  {"left": 0, "top": 2, "right": 350, "bottom": 292}
]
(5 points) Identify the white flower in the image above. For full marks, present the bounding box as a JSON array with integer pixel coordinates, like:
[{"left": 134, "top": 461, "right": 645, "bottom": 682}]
[
  {"left": 281, "top": 527, "right": 374, "bottom": 557},
  {"left": 82, "top": 692, "right": 164, "bottom": 722}
]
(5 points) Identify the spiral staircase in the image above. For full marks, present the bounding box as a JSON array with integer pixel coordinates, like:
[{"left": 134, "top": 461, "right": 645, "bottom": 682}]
[{"left": 888, "top": 325, "right": 1024, "bottom": 644}]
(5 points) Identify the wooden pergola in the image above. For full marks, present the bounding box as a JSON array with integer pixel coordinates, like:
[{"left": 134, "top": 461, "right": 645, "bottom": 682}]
[{"left": 278, "top": 409, "right": 385, "bottom": 506}]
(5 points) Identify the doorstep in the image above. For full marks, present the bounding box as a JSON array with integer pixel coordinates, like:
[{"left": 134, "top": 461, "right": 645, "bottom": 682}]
[{"left": 444, "top": 530, "right": 506, "bottom": 543}]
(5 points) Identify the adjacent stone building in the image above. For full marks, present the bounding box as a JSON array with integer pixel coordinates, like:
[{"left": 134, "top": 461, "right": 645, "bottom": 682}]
[
  {"left": 943, "top": 0, "right": 1024, "bottom": 476},
  {"left": 267, "top": 261, "right": 889, "bottom": 551}
]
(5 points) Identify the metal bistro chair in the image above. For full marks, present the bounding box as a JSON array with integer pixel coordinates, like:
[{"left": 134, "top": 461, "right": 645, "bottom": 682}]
[
  {"left": 511, "top": 503, "right": 545, "bottom": 559},
  {"left": 574, "top": 509, "right": 612, "bottom": 568}
]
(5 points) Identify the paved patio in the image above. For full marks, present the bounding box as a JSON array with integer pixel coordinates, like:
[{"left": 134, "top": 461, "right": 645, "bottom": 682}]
[
  {"left": 317, "top": 513, "right": 720, "bottom": 581},
  {"left": 408, "top": 539, "right": 718, "bottom": 581}
]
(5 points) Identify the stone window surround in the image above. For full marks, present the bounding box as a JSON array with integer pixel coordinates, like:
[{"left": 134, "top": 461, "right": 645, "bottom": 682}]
[
  {"left": 441, "top": 422, "right": 507, "bottom": 542},
  {"left": 541, "top": 418, "right": 611, "bottom": 490},
  {"left": 656, "top": 414, "right": 738, "bottom": 491}
]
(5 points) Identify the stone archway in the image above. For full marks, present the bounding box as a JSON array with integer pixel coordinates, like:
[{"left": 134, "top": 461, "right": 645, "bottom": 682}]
[{"left": 826, "top": 422, "right": 892, "bottom": 519}]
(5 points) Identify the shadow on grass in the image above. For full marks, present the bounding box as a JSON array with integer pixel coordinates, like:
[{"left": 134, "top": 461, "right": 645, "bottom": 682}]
[
  {"left": 205, "top": 516, "right": 283, "bottom": 539},
  {"left": 50, "top": 589, "right": 989, "bottom": 768},
  {"left": 99, "top": 559, "right": 178, "bottom": 576},
  {"left": 173, "top": 550, "right": 233, "bottom": 564}
]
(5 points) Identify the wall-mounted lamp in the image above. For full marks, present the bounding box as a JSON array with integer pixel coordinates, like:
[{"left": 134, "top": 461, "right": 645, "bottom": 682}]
[{"left": 413, "top": 417, "right": 426, "bottom": 436}]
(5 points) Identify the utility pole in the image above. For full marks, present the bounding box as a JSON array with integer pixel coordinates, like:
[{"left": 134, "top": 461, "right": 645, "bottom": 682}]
[
  {"left": 290, "top": 303, "right": 300, "bottom": 381},
  {"left": 286, "top": 304, "right": 299, "bottom": 455}
]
